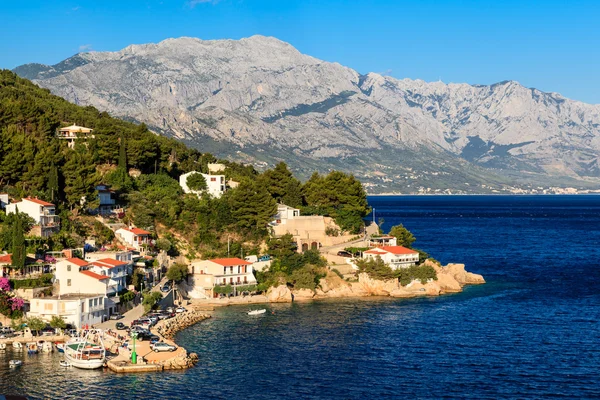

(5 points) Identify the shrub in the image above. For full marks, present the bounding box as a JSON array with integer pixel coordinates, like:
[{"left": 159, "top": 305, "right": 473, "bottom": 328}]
[
  {"left": 397, "top": 264, "right": 438, "bottom": 286},
  {"left": 331, "top": 268, "right": 344, "bottom": 278},
  {"left": 355, "top": 256, "right": 398, "bottom": 280},
  {"left": 10, "top": 273, "right": 53, "bottom": 289},
  {"left": 142, "top": 291, "right": 163, "bottom": 311},
  {"left": 166, "top": 263, "right": 189, "bottom": 282}
]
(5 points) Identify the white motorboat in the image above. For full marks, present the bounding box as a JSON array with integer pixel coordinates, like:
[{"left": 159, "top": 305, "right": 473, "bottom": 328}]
[
  {"left": 9, "top": 359, "right": 22, "bottom": 368},
  {"left": 59, "top": 360, "right": 72, "bottom": 367},
  {"left": 12, "top": 341, "right": 22, "bottom": 350},
  {"left": 40, "top": 341, "right": 53, "bottom": 353},
  {"left": 55, "top": 343, "right": 65, "bottom": 353},
  {"left": 63, "top": 331, "right": 106, "bottom": 370},
  {"left": 0, "top": 343, "right": 6, "bottom": 350},
  {"left": 26, "top": 342, "right": 38, "bottom": 354},
  {"left": 248, "top": 309, "right": 266, "bottom": 315}
]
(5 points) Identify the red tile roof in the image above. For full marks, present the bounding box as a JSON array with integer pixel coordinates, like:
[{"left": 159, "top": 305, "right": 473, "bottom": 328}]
[
  {"left": 80, "top": 270, "right": 110, "bottom": 280},
  {"left": 123, "top": 227, "right": 151, "bottom": 235},
  {"left": 24, "top": 197, "right": 55, "bottom": 207},
  {"left": 210, "top": 257, "right": 252, "bottom": 266},
  {"left": 91, "top": 258, "right": 128, "bottom": 269},
  {"left": 364, "top": 249, "right": 387, "bottom": 255},
  {"left": 0, "top": 254, "right": 12, "bottom": 264},
  {"left": 66, "top": 258, "right": 89, "bottom": 267},
  {"left": 379, "top": 246, "right": 419, "bottom": 255}
]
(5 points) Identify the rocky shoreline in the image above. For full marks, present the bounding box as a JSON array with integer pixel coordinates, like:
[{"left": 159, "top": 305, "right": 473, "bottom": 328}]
[{"left": 191, "top": 261, "right": 485, "bottom": 307}]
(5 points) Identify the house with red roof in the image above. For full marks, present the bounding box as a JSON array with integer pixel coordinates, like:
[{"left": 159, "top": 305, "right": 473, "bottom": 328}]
[
  {"left": 5, "top": 197, "right": 60, "bottom": 238},
  {"left": 187, "top": 257, "right": 257, "bottom": 299},
  {"left": 368, "top": 235, "right": 398, "bottom": 247},
  {"left": 89, "top": 258, "right": 129, "bottom": 293},
  {"left": 116, "top": 227, "right": 152, "bottom": 250},
  {"left": 362, "top": 246, "right": 420, "bottom": 270}
]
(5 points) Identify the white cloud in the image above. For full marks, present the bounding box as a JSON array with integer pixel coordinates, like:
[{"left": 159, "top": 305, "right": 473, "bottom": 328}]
[
  {"left": 72, "top": 6, "right": 80, "bottom": 11},
  {"left": 79, "top": 44, "right": 93, "bottom": 52},
  {"left": 186, "top": 0, "right": 221, "bottom": 8}
]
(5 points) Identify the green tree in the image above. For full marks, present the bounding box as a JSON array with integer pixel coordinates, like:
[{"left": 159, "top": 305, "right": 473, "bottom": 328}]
[
  {"left": 355, "top": 256, "right": 398, "bottom": 280},
  {"left": 11, "top": 206, "right": 26, "bottom": 269},
  {"left": 389, "top": 224, "right": 416, "bottom": 248},
  {"left": 259, "top": 162, "right": 302, "bottom": 206},
  {"left": 49, "top": 315, "right": 66, "bottom": 329},
  {"left": 166, "top": 263, "right": 188, "bottom": 282},
  {"left": 186, "top": 173, "right": 207, "bottom": 192},
  {"left": 132, "top": 269, "right": 145, "bottom": 291},
  {"left": 25, "top": 316, "right": 46, "bottom": 334},
  {"left": 47, "top": 162, "right": 60, "bottom": 203},
  {"left": 118, "top": 135, "right": 127, "bottom": 171},
  {"left": 228, "top": 181, "right": 277, "bottom": 234}
]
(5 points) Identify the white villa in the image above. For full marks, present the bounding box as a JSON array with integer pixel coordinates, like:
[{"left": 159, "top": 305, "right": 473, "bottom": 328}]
[
  {"left": 116, "top": 227, "right": 152, "bottom": 250},
  {"left": 5, "top": 197, "right": 60, "bottom": 238},
  {"left": 187, "top": 257, "right": 256, "bottom": 299},
  {"left": 54, "top": 258, "right": 119, "bottom": 316},
  {"left": 179, "top": 171, "right": 226, "bottom": 199},
  {"left": 88, "top": 258, "right": 130, "bottom": 294},
  {"left": 362, "top": 246, "right": 420, "bottom": 270},
  {"left": 368, "top": 236, "right": 398, "bottom": 247},
  {"left": 56, "top": 124, "right": 95, "bottom": 148},
  {"left": 272, "top": 204, "right": 301, "bottom": 225},
  {"left": 28, "top": 293, "right": 107, "bottom": 329}
]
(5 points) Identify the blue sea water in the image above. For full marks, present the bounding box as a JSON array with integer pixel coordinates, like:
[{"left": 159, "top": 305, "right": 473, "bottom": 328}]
[{"left": 1, "top": 195, "right": 599, "bottom": 399}]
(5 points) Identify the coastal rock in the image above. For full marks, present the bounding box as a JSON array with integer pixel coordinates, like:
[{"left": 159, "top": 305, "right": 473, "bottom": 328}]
[
  {"left": 267, "top": 285, "right": 293, "bottom": 303},
  {"left": 155, "top": 310, "right": 211, "bottom": 340},
  {"left": 292, "top": 288, "right": 315, "bottom": 300},
  {"left": 444, "top": 263, "right": 486, "bottom": 285},
  {"left": 433, "top": 272, "right": 463, "bottom": 293},
  {"left": 356, "top": 272, "right": 398, "bottom": 296}
]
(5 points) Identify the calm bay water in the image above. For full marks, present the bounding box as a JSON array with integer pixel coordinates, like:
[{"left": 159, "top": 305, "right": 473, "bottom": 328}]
[{"left": 1, "top": 195, "right": 600, "bottom": 399}]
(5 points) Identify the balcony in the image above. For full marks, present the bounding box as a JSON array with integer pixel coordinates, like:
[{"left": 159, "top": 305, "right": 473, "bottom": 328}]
[{"left": 40, "top": 215, "right": 60, "bottom": 228}]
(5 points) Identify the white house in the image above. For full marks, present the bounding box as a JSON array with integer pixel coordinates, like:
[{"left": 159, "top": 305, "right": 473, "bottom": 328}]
[
  {"left": 115, "top": 227, "right": 152, "bottom": 250},
  {"left": 179, "top": 171, "right": 226, "bottom": 199},
  {"left": 89, "top": 258, "right": 129, "bottom": 294},
  {"left": 53, "top": 258, "right": 119, "bottom": 316},
  {"left": 368, "top": 236, "right": 398, "bottom": 247},
  {"left": 0, "top": 193, "right": 8, "bottom": 209},
  {"left": 5, "top": 197, "right": 60, "bottom": 238},
  {"left": 271, "top": 204, "right": 300, "bottom": 225},
  {"left": 187, "top": 257, "right": 256, "bottom": 299},
  {"left": 362, "top": 246, "right": 420, "bottom": 270},
  {"left": 56, "top": 124, "right": 95, "bottom": 148},
  {"left": 28, "top": 293, "right": 106, "bottom": 329}
]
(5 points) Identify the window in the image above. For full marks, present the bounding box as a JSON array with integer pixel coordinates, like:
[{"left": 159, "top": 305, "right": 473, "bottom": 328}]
[
  {"left": 94, "top": 298, "right": 98, "bottom": 306},
  {"left": 44, "top": 303, "right": 53, "bottom": 311},
  {"left": 99, "top": 298, "right": 103, "bottom": 305},
  {"left": 67, "top": 279, "right": 71, "bottom": 287},
  {"left": 210, "top": 177, "right": 216, "bottom": 182},
  {"left": 223, "top": 267, "right": 226, "bottom": 275},
  {"left": 67, "top": 265, "right": 71, "bottom": 272}
]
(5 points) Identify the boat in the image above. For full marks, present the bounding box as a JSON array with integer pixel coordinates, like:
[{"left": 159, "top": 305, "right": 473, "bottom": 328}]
[
  {"left": 40, "top": 341, "right": 53, "bottom": 353},
  {"left": 248, "top": 309, "right": 266, "bottom": 315},
  {"left": 12, "top": 341, "right": 22, "bottom": 350},
  {"left": 63, "top": 331, "right": 106, "bottom": 370},
  {"left": 0, "top": 343, "right": 6, "bottom": 350},
  {"left": 9, "top": 359, "right": 22, "bottom": 368},
  {"left": 26, "top": 342, "right": 38, "bottom": 354},
  {"left": 59, "top": 360, "right": 72, "bottom": 367},
  {"left": 55, "top": 343, "right": 65, "bottom": 353}
]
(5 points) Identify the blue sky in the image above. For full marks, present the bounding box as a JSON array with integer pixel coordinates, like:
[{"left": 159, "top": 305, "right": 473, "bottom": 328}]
[{"left": 1, "top": 0, "right": 599, "bottom": 103}]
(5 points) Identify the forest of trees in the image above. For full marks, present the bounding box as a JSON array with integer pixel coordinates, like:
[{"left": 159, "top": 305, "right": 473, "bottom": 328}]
[{"left": 0, "top": 70, "right": 370, "bottom": 259}]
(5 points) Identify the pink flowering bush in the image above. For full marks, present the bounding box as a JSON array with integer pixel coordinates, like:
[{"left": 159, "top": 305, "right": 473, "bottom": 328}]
[
  {"left": 0, "top": 277, "right": 10, "bottom": 292},
  {"left": 10, "top": 297, "right": 24, "bottom": 311}
]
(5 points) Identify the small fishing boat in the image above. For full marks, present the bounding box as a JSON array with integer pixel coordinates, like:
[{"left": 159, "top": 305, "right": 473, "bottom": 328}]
[
  {"left": 59, "top": 360, "right": 72, "bottom": 367},
  {"left": 55, "top": 343, "right": 65, "bottom": 353},
  {"left": 12, "top": 341, "right": 23, "bottom": 350},
  {"left": 248, "top": 309, "right": 266, "bottom": 315},
  {"left": 26, "top": 342, "right": 38, "bottom": 354},
  {"left": 0, "top": 343, "right": 6, "bottom": 351},
  {"left": 9, "top": 359, "right": 22, "bottom": 368},
  {"left": 64, "top": 331, "right": 106, "bottom": 370},
  {"left": 40, "top": 341, "right": 53, "bottom": 353}
]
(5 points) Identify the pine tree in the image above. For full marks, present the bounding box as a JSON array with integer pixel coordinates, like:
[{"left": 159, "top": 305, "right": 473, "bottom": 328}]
[
  {"left": 118, "top": 135, "right": 127, "bottom": 171},
  {"left": 48, "top": 163, "right": 59, "bottom": 202},
  {"left": 11, "top": 207, "right": 26, "bottom": 269}
]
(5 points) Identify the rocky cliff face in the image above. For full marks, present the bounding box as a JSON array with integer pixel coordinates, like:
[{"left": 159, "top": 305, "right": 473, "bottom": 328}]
[{"left": 14, "top": 36, "right": 600, "bottom": 192}]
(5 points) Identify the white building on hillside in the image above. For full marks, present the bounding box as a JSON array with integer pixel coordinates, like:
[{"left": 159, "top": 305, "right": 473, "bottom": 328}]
[
  {"left": 89, "top": 258, "right": 129, "bottom": 294},
  {"left": 179, "top": 171, "right": 226, "bottom": 199},
  {"left": 187, "top": 258, "right": 256, "bottom": 299},
  {"left": 56, "top": 125, "right": 95, "bottom": 148},
  {"left": 368, "top": 236, "right": 398, "bottom": 247},
  {"left": 5, "top": 197, "right": 60, "bottom": 238},
  {"left": 271, "top": 204, "right": 300, "bottom": 225},
  {"left": 28, "top": 294, "right": 106, "bottom": 329},
  {"left": 362, "top": 246, "right": 420, "bottom": 270},
  {"left": 0, "top": 193, "right": 8, "bottom": 209},
  {"left": 115, "top": 227, "right": 152, "bottom": 250}
]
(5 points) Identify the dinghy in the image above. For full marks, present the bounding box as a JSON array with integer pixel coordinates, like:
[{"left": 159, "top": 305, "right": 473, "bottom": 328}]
[
  {"left": 59, "top": 360, "right": 72, "bottom": 367},
  {"left": 12, "top": 341, "right": 23, "bottom": 350},
  {"left": 9, "top": 359, "right": 22, "bottom": 368},
  {"left": 0, "top": 343, "right": 6, "bottom": 350},
  {"left": 247, "top": 309, "right": 266, "bottom": 315}
]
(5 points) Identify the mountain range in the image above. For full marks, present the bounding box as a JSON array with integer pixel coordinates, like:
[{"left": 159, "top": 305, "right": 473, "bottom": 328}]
[{"left": 14, "top": 35, "right": 600, "bottom": 193}]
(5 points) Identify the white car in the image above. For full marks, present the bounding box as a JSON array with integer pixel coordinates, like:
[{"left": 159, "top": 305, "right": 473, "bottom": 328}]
[
  {"left": 175, "top": 307, "right": 186, "bottom": 313},
  {"left": 151, "top": 342, "right": 177, "bottom": 352}
]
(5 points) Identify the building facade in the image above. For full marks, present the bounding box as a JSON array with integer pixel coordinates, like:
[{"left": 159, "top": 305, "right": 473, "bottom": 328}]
[
  {"left": 362, "top": 246, "right": 420, "bottom": 270},
  {"left": 28, "top": 294, "right": 106, "bottom": 329},
  {"left": 179, "top": 171, "right": 226, "bottom": 199},
  {"left": 5, "top": 197, "right": 60, "bottom": 238},
  {"left": 187, "top": 258, "right": 256, "bottom": 298},
  {"left": 115, "top": 227, "right": 152, "bottom": 250}
]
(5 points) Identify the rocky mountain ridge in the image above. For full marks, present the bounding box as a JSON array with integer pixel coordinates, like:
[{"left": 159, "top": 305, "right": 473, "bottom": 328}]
[{"left": 14, "top": 35, "right": 600, "bottom": 193}]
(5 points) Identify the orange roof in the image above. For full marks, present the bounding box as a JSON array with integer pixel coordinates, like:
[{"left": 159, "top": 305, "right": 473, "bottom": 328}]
[
  {"left": 379, "top": 246, "right": 419, "bottom": 255},
  {"left": 24, "top": 197, "right": 54, "bottom": 207},
  {"left": 210, "top": 258, "right": 252, "bottom": 266},
  {"left": 124, "top": 227, "right": 151, "bottom": 235},
  {"left": 92, "top": 258, "right": 128, "bottom": 269},
  {"left": 66, "top": 258, "right": 89, "bottom": 267},
  {"left": 80, "top": 270, "right": 110, "bottom": 280},
  {"left": 364, "top": 249, "right": 387, "bottom": 255},
  {"left": 371, "top": 236, "right": 395, "bottom": 240},
  {"left": 0, "top": 254, "right": 12, "bottom": 264}
]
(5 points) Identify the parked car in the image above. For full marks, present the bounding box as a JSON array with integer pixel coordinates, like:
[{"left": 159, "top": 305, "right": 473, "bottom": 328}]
[
  {"left": 151, "top": 342, "right": 177, "bottom": 352},
  {"left": 175, "top": 307, "right": 186, "bottom": 313},
  {"left": 115, "top": 322, "right": 126, "bottom": 330},
  {"left": 139, "top": 333, "right": 160, "bottom": 343},
  {"left": 336, "top": 250, "right": 352, "bottom": 257},
  {"left": 109, "top": 313, "right": 124, "bottom": 320},
  {"left": 41, "top": 326, "right": 56, "bottom": 336},
  {"left": 259, "top": 255, "right": 271, "bottom": 262},
  {"left": 160, "top": 284, "right": 171, "bottom": 293},
  {"left": 166, "top": 307, "right": 174, "bottom": 313}
]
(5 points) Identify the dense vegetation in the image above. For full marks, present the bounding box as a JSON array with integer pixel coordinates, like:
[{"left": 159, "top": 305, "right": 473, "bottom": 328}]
[
  {"left": 0, "top": 71, "right": 369, "bottom": 261},
  {"left": 355, "top": 256, "right": 437, "bottom": 286}
]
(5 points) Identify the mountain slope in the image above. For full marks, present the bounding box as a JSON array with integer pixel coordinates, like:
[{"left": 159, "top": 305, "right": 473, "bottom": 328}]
[{"left": 14, "top": 35, "right": 600, "bottom": 193}]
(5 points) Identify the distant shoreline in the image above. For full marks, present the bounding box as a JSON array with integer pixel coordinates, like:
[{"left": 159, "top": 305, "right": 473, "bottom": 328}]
[{"left": 366, "top": 192, "right": 600, "bottom": 196}]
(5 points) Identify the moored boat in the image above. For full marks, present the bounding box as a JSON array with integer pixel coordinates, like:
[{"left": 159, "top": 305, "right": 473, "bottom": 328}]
[
  {"left": 55, "top": 342, "right": 65, "bottom": 353},
  {"left": 0, "top": 343, "right": 6, "bottom": 350},
  {"left": 9, "top": 359, "right": 22, "bottom": 368},
  {"left": 248, "top": 309, "right": 266, "bottom": 315},
  {"left": 63, "top": 331, "right": 106, "bottom": 370},
  {"left": 40, "top": 341, "right": 53, "bottom": 353},
  {"left": 26, "top": 342, "right": 38, "bottom": 354},
  {"left": 59, "top": 360, "right": 72, "bottom": 367},
  {"left": 12, "top": 341, "right": 23, "bottom": 350}
]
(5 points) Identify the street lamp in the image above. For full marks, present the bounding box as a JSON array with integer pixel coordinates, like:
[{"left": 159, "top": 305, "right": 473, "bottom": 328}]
[{"left": 131, "top": 331, "right": 138, "bottom": 364}]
